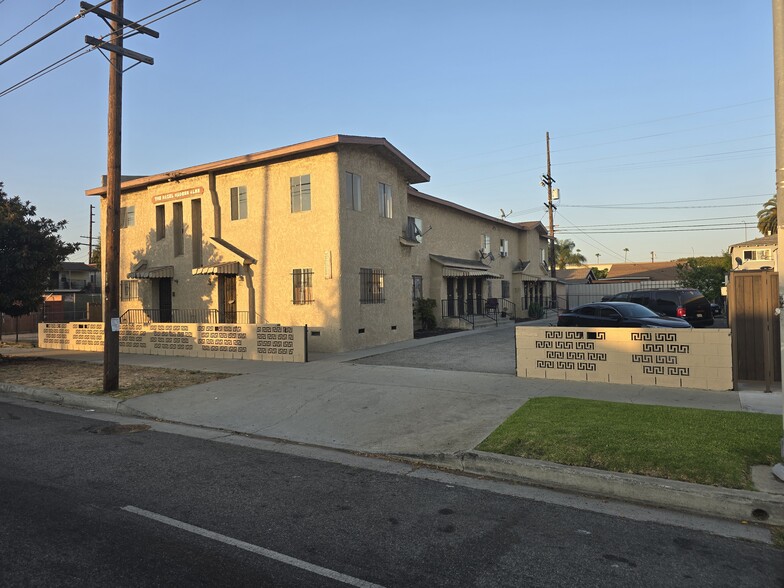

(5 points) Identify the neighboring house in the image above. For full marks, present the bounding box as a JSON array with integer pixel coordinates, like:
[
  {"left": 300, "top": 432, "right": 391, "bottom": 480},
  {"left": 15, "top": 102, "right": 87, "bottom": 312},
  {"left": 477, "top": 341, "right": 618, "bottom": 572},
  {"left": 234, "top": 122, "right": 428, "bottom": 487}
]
[
  {"left": 48, "top": 262, "right": 100, "bottom": 293},
  {"left": 86, "top": 134, "right": 551, "bottom": 353},
  {"left": 43, "top": 262, "right": 101, "bottom": 322},
  {"left": 602, "top": 261, "right": 680, "bottom": 282},
  {"left": 728, "top": 235, "right": 778, "bottom": 271},
  {"left": 556, "top": 267, "right": 597, "bottom": 284}
]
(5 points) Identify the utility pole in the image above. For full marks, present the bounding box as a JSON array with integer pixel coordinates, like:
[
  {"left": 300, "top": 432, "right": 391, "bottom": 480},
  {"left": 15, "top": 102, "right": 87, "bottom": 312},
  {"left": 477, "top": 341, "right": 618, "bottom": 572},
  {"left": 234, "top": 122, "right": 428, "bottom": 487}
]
[
  {"left": 80, "top": 204, "right": 96, "bottom": 263},
  {"left": 83, "top": 1, "right": 156, "bottom": 391},
  {"left": 541, "top": 132, "right": 557, "bottom": 308},
  {"left": 772, "top": 0, "right": 784, "bottom": 481},
  {"left": 650, "top": 251, "right": 655, "bottom": 263}
]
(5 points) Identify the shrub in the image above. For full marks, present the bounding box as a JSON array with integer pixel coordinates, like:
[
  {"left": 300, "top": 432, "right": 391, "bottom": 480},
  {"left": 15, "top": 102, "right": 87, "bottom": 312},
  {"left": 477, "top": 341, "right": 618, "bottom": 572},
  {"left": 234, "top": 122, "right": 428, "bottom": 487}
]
[
  {"left": 414, "top": 298, "right": 438, "bottom": 330},
  {"left": 528, "top": 302, "right": 545, "bottom": 319}
]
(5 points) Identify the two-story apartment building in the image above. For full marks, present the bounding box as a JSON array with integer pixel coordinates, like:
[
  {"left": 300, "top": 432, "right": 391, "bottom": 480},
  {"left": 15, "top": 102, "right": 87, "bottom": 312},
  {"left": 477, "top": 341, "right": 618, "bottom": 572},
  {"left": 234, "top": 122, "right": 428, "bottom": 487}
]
[{"left": 86, "top": 135, "right": 550, "bottom": 353}]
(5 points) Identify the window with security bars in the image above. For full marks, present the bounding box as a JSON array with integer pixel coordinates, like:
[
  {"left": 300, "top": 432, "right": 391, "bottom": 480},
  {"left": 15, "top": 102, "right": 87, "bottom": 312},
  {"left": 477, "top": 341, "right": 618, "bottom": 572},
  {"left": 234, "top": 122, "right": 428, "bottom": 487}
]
[
  {"left": 291, "top": 175, "right": 311, "bottom": 212},
  {"left": 121, "top": 280, "right": 139, "bottom": 301},
  {"left": 360, "top": 268, "right": 385, "bottom": 304},
  {"left": 292, "top": 269, "right": 313, "bottom": 304}
]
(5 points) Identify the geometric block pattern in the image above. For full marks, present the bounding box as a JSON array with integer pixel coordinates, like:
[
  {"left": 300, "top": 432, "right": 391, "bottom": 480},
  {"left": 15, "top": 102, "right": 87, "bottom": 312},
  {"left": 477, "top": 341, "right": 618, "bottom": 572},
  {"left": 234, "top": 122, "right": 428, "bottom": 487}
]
[
  {"left": 516, "top": 326, "right": 733, "bottom": 391},
  {"left": 39, "top": 322, "right": 307, "bottom": 363}
]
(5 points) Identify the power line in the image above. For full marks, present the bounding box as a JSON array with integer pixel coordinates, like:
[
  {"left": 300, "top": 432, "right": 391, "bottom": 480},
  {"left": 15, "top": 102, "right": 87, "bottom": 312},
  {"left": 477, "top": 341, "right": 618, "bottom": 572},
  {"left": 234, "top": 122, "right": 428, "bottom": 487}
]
[
  {"left": 559, "top": 225, "right": 754, "bottom": 234},
  {"left": 0, "top": 0, "right": 68, "bottom": 48},
  {"left": 0, "top": 0, "right": 201, "bottom": 99},
  {"left": 561, "top": 192, "right": 769, "bottom": 207},
  {"left": 0, "top": 0, "right": 111, "bottom": 68},
  {"left": 557, "top": 210, "right": 626, "bottom": 262},
  {"left": 565, "top": 215, "right": 757, "bottom": 229},
  {"left": 551, "top": 98, "right": 773, "bottom": 141}
]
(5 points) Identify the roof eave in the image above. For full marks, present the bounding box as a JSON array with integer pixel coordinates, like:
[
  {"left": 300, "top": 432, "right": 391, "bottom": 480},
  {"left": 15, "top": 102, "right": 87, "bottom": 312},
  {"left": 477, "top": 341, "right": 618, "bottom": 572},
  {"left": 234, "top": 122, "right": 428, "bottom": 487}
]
[{"left": 86, "top": 134, "right": 429, "bottom": 196}]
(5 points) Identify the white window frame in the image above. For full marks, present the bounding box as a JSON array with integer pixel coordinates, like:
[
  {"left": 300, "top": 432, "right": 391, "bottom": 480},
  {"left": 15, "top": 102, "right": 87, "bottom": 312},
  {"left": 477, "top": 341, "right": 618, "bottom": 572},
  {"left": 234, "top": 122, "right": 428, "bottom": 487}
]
[
  {"left": 291, "top": 175, "right": 311, "bottom": 213},
  {"left": 230, "top": 186, "right": 248, "bottom": 220},
  {"left": 378, "top": 183, "right": 392, "bottom": 218},
  {"left": 120, "top": 206, "right": 135, "bottom": 228},
  {"left": 500, "top": 238, "right": 509, "bottom": 257},
  {"left": 481, "top": 234, "right": 491, "bottom": 252}
]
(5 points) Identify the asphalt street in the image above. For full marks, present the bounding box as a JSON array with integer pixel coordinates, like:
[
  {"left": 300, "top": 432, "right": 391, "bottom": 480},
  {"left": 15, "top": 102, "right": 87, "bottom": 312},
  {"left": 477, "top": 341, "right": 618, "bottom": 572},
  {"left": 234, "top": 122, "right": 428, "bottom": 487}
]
[{"left": 1, "top": 401, "right": 781, "bottom": 587}]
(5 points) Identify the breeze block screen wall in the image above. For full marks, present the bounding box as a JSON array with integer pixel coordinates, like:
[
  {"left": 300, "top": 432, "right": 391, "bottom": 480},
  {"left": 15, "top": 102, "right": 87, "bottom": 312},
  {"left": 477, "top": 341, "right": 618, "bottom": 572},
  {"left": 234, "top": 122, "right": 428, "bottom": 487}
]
[
  {"left": 39, "top": 322, "right": 307, "bottom": 363},
  {"left": 516, "top": 326, "right": 732, "bottom": 391}
]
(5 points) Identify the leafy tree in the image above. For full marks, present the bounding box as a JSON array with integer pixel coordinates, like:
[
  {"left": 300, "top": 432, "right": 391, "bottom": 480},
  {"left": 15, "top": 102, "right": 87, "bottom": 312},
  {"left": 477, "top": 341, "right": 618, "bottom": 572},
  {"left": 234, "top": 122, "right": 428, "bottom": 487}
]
[
  {"left": 0, "top": 183, "right": 78, "bottom": 318},
  {"left": 675, "top": 254, "right": 730, "bottom": 302},
  {"left": 591, "top": 267, "right": 609, "bottom": 279},
  {"left": 89, "top": 239, "right": 101, "bottom": 269},
  {"left": 757, "top": 196, "right": 777, "bottom": 236},
  {"left": 555, "top": 238, "right": 587, "bottom": 269}
]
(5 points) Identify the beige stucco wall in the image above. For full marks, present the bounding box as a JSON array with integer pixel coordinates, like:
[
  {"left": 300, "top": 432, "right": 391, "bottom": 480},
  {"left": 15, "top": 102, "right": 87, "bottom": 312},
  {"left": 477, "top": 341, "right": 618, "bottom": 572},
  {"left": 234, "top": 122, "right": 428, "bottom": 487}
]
[
  {"left": 337, "top": 146, "right": 415, "bottom": 349},
  {"left": 516, "top": 326, "right": 733, "bottom": 390},
  {"left": 406, "top": 195, "right": 550, "bottom": 317},
  {"left": 39, "top": 322, "right": 307, "bottom": 362},
  {"left": 104, "top": 141, "right": 552, "bottom": 353}
]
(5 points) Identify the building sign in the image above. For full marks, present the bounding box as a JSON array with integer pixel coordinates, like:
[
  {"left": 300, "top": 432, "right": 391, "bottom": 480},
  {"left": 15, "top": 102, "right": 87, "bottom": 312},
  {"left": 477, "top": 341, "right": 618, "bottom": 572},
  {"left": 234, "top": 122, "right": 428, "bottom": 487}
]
[{"left": 151, "top": 186, "right": 204, "bottom": 204}]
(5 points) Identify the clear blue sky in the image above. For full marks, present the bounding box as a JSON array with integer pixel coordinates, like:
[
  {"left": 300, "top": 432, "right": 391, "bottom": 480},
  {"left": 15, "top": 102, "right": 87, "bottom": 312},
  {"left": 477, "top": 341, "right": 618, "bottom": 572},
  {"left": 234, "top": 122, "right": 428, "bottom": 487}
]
[{"left": 0, "top": 0, "right": 776, "bottom": 263}]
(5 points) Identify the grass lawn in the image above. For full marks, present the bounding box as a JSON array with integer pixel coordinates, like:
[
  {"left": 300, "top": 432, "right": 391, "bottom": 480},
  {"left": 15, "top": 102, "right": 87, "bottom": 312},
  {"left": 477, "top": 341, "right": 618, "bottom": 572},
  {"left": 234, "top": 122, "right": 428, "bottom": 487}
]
[{"left": 477, "top": 397, "right": 782, "bottom": 490}]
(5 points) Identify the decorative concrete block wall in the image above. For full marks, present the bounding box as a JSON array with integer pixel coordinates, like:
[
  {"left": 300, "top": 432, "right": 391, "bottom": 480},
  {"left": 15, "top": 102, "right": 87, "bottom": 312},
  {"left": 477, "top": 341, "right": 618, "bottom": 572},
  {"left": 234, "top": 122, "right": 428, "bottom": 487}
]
[
  {"left": 39, "top": 322, "right": 307, "bottom": 362},
  {"left": 516, "top": 327, "right": 733, "bottom": 390}
]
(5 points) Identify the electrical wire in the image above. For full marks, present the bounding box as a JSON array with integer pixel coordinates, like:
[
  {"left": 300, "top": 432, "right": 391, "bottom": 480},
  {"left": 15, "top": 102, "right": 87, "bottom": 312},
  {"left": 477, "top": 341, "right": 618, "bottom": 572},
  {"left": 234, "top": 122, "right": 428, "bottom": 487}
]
[
  {"left": 562, "top": 192, "right": 769, "bottom": 208},
  {"left": 0, "top": 0, "right": 111, "bottom": 68},
  {"left": 557, "top": 210, "right": 626, "bottom": 261},
  {"left": 0, "top": 0, "right": 68, "bottom": 48},
  {"left": 0, "top": 0, "right": 202, "bottom": 98}
]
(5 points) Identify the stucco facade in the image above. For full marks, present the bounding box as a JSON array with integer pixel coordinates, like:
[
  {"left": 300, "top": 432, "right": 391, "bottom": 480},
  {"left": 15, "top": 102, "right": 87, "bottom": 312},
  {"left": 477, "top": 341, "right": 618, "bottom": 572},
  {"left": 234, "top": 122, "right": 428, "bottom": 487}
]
[{"left": 87, "top": 135, "right": 551, "bottom": 353}]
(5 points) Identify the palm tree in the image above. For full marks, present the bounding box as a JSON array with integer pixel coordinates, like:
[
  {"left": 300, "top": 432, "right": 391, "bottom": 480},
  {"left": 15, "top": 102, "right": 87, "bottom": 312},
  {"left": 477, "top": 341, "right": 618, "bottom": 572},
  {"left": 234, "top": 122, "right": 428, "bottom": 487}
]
[
  {"left": 555, "top": 239, "right": 587, "bottom": 269},
  {"left": 623, "top": 247, "right": 629, "bottom": 262},
  {"left": 757, "top": 196, "right": 777, "bottom": 236}
]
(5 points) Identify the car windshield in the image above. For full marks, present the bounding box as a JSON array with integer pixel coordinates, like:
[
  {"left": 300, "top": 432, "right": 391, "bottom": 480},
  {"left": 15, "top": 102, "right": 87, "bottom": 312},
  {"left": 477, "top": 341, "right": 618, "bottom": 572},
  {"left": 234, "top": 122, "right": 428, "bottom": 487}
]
[{"left": 614, "top": 304, "right": 659, "bottom": 318}]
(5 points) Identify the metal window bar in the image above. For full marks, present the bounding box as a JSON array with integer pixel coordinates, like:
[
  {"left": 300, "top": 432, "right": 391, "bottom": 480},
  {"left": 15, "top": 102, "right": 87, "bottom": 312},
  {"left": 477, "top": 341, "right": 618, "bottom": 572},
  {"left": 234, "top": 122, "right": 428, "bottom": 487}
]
[
  {"left": 292, "top": 269, "right": 314, "bottom": 304},
  {"left": 360, "top": 268, "right": 384, "bottom": 304}
]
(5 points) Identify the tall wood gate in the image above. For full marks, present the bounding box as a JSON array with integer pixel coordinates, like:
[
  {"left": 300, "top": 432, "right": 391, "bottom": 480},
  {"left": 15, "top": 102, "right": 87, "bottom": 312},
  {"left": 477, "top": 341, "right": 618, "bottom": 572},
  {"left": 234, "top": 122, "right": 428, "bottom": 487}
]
[{"left": 728, "top": 270, "right": 781, "bottom": 390}]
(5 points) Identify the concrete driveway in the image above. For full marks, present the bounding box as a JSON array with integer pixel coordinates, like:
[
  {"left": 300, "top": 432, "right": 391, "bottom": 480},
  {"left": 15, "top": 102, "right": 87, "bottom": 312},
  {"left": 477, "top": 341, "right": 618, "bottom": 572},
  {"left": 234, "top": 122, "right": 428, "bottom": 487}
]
[{"left": 355, "top": 324, "right": 518, "bottom": 374}]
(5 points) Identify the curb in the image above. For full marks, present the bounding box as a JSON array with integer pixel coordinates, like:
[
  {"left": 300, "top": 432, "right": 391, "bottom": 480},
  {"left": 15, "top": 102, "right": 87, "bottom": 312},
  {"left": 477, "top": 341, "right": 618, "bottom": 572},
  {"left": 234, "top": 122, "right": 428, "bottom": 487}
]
[
  {"left": 401, "top": 450, "right": 784, "bottom": 526},
  {"left": 0, "top": 383, "right": 152, "bottom": 418}
]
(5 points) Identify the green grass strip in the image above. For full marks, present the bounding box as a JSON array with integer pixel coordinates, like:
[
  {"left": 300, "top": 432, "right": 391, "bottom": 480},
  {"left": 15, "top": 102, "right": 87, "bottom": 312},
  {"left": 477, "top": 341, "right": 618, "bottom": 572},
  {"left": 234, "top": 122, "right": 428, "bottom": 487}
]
[{"left": 477, "top": 397, "right": 782, "bottom": 490}]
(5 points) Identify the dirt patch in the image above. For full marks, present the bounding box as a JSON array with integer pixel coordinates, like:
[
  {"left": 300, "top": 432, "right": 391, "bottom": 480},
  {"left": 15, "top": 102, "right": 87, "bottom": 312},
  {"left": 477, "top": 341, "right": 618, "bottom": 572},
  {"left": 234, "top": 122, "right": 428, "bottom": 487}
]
[
  {"left": 414, "top": 328, "right": 462, "bottom": 339},
  {"left": 0, "top": 356, "right": 233, "bottom": 399}
]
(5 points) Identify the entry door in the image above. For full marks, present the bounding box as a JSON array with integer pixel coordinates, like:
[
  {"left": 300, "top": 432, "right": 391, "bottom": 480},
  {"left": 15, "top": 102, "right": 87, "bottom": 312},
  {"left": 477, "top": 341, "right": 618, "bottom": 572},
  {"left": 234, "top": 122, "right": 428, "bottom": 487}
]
[
  {"left": 219, "top": 275, "right": 237, "bottom": 324},
  {"left": 447, "top": 277, "right": 456, "bottom": 316},
  {"left": 158, "top": 278, "right": 172, "bottom": 323}
]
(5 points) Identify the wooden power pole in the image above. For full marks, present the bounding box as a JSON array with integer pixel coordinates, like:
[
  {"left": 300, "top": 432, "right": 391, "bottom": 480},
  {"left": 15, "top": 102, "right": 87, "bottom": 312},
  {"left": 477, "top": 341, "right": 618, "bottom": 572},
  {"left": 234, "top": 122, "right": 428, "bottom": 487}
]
[
  {"left": 542, "top": 133, "right": 557, "bottom": 308},
  {"left": 83, "top": 1, "right": 156, "bottom": 391}
]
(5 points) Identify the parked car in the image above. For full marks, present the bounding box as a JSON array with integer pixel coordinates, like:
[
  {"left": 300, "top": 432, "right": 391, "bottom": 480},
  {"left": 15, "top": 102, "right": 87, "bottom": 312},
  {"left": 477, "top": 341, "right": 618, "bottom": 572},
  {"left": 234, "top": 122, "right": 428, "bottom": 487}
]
[
  {"left": 557, "top": 302, "right": 692, "bottom": 328},
  {"left": 710, "top": 303, "right": 722, "bottom": 317},
  {"left": 605, "top": 288, "right": 714, "bottom": 327}
]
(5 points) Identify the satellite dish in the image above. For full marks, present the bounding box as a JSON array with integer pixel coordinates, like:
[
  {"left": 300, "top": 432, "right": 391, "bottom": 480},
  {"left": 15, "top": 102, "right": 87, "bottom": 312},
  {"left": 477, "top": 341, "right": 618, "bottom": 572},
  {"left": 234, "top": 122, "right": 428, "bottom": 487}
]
[{"left": 735, "top": 257, "right": 743, "bottom": 266}]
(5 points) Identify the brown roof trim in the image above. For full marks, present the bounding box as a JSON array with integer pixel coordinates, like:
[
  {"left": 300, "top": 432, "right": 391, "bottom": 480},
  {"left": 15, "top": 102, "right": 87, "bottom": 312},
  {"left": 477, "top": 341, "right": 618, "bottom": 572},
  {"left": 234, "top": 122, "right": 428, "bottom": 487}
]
[
  {"left": 408, "top": 187, "right": 549, "bottom": 235},
  {"left": 86, "top": 134, "right": 430, "bottom": 196}
]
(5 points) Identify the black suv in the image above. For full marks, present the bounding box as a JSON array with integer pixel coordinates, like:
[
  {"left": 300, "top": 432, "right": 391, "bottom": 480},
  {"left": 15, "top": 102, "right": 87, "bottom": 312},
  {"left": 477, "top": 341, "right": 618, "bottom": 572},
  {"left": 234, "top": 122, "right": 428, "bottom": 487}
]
[{"left": 606, "top": 288, "right": 714, "bottom": 327}]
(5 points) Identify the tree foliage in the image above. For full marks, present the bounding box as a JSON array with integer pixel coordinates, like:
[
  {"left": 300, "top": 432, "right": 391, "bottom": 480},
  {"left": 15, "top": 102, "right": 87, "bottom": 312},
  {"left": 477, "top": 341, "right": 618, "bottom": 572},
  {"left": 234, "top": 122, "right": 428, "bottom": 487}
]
[
  {"left": 89, "top": 239, "right": 101, "bottom": 269},
  {"left": 757, "top": 196, "right": 777, "bottom": 236},
  {"left": 591, "top": 267, "right": 609, "bottom": 279},
  {"left": 555, "top": 238, "right": 587, "bottom": 269},
  {"left": 0, "top": 183, "right": 78, "bottom": 316},
  {"left": 675, "top": 254, "right": 730, "bottom": 302}
]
